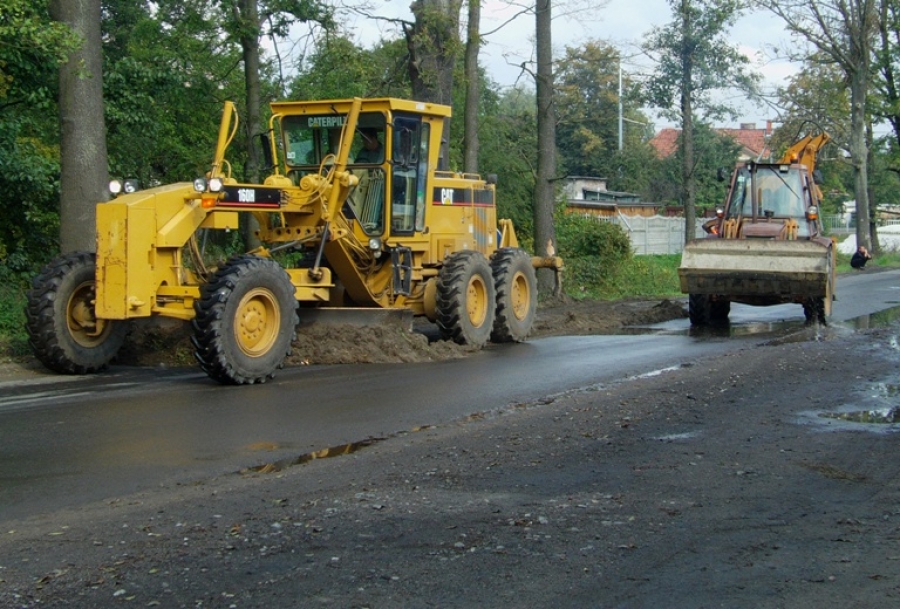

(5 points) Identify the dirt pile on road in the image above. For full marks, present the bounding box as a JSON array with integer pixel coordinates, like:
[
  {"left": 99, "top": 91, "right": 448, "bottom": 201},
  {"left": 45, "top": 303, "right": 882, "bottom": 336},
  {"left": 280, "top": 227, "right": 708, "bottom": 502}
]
[
  {"left": 82, "top": 297, "right": 689, "bottom": 369},
  {"left": 285, "top": 298, "right": 687, "bottom": 366}
]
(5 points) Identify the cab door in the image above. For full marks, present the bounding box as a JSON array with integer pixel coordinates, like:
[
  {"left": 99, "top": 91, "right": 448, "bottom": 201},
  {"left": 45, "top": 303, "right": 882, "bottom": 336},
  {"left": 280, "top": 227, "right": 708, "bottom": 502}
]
[{"left": 390, "top": 115, "right": 430, "bottom": 235}]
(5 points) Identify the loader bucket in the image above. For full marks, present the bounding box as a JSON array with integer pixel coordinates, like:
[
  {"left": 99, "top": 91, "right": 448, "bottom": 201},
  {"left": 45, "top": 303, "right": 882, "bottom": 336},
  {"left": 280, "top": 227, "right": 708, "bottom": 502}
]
[{"left": 678, "top": 238, "right": 834, "bottom": 302}]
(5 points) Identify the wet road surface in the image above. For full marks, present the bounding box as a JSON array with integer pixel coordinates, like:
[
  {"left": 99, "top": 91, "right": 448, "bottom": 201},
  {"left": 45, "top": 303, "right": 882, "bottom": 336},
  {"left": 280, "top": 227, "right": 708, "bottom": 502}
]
[{"left": 2, "top": 270, "right": 899, "bottom": 524}]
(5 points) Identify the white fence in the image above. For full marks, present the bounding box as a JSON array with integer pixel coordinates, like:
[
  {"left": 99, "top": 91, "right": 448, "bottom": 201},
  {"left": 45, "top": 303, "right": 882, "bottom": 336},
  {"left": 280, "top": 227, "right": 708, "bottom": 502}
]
[
  {"left": 598, "top": 214, "right": 900, "bottom": 255},
  {"left": 821, "top": 215, "right": 853, "bottom": 234},
  {"left": 597, "top": 214, "right": 706, "bottom": 255}
]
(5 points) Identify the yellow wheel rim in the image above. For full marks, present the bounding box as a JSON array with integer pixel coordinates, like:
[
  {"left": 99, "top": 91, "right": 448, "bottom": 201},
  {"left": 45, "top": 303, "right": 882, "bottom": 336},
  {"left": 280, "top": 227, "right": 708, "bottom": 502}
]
[
  {"left": 66, "top": 280, "right": 110, "bottom": 347},
  {"left": 235, "top": 288, "right": 281, "bottom": 357},
  {"left": 466, "top": 274, "right": 489, "bottom": 328},
  {"left": 510, "top": 271, "right": 531, "bottom": 321}
]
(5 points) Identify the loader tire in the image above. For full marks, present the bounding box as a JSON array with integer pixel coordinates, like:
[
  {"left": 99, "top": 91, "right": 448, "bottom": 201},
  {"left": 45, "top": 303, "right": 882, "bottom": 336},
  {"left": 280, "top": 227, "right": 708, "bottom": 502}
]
[
  {"left": 192, "top": 255, "right": 298, "bottom": 385},
  {"left": 710, "top": 299, "right": 731, "bottom": 322},
  {"left": 25, "top": 252, "right": 127, "bottom": 374},
  {"left": 803, "top": 297, "right": 826, "bottom": 326},
  {"left": 490, "top": 248, "right": 537, "bottom": 343},
  {"left": 688, "top": 293, "right": 712, "bottom": 326},
  {"left": 436, "top": 251, "right": 496, "bottom": 347}
]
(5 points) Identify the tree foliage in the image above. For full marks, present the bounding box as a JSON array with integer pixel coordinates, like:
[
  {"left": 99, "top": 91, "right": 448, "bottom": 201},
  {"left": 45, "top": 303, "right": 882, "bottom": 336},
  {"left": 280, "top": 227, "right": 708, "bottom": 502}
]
[
  {"left": 0, "top": 0, "right": 79, "bottom": 104},
  {"left": 289, "top": 36, "right": 411, "bottom": 100},
  {"left": 761, "top": 0, "right": 879, "bottom": 251},
  {"left": 642, "top": 0, "right": 758, "bottom": 123},
  {"left": 0, "top": 1, "right": 78, "bottom": 268},
  {"left": 554, "top": 40, "right": 658, "bottom": 194},
  {"left": 647, "top": 122, "right": 741, "bottom": 212},
  {"left": 642, "top": 0, "right": 758, "bottom": 242}
]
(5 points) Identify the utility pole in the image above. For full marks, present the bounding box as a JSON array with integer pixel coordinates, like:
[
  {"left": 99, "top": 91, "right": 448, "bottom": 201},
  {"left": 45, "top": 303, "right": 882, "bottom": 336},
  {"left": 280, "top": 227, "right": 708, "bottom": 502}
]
[{"left": 618, "top": 64, "right": 623, "bottom": 151}]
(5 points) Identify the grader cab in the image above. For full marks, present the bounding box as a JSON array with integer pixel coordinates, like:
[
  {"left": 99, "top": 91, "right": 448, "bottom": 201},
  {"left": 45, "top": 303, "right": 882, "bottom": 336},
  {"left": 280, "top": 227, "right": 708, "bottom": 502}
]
[{"left": 26, "top": 97, "right": 561, "bottom": 384}]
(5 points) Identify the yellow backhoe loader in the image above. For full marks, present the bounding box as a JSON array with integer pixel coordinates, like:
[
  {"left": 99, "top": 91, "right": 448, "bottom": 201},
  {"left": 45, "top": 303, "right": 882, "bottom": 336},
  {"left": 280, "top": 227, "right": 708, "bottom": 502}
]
[{"left": 678, "top": 132, "right": 835, "bottom": 326}]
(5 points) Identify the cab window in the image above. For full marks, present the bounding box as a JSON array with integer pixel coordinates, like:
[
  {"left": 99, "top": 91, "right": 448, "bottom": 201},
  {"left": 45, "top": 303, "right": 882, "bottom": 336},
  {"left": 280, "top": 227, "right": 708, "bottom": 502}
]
[{"left": 390, "top": 116, "right": 429, "bottom": 235}]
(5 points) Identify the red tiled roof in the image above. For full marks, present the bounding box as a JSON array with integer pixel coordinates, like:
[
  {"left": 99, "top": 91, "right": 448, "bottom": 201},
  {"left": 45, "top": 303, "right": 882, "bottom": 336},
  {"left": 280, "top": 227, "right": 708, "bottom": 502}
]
[
  {"left": 649, "top": 128, "right": 679, "bottom": 157},
  {"left": 649, "top": 123, "right": 773, "bottom": 160}
]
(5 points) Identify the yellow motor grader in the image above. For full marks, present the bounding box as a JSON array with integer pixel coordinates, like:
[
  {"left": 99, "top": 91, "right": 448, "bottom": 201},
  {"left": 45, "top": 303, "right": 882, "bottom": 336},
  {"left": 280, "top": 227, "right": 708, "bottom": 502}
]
[{"left": 26, "top": 97, "right": 560, "bottom": 384}]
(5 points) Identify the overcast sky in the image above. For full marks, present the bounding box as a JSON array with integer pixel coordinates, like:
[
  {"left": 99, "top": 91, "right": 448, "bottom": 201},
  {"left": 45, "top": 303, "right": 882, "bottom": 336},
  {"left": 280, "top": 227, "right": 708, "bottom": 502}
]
[{"left": 335, "top": 0, "right": 801, "bottom": 130}]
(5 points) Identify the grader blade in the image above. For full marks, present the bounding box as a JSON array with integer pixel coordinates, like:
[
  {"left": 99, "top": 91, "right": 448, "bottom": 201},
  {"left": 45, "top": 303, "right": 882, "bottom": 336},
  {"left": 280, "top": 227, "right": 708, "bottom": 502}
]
[{"left": 297, "top": 307, "right": 414, "bottom": 332}]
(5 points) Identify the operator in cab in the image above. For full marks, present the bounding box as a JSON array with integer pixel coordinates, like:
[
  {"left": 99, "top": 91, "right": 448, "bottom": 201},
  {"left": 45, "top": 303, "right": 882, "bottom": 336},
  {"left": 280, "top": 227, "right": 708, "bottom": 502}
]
[{"left": 355, "top": 128, "right": 384, "bottom": 164}]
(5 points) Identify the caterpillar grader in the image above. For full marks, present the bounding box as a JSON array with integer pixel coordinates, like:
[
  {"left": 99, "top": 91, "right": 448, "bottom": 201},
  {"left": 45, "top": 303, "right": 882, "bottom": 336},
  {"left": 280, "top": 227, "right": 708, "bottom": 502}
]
[
  {"left": 678, "top": 132, "right": 835, "bottom": 326},
  {"left": 26, "top": 97, "right": 561, "bottom": 384}
]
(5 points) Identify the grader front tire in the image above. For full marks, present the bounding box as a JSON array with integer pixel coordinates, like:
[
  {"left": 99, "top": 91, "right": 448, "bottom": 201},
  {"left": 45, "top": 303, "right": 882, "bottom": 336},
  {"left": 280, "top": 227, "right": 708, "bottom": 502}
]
[
  {"left": 25, "top": 252, "right": 127, "bottom": 374},
  {"left": 490, "top": 248, "right": 537, "bottom": 343},
  {"left": 192, "top": 255, "right": 298, "bottom": 385},
  {"left": 436, "top": 251, "right": 496, "bottom": 347}
]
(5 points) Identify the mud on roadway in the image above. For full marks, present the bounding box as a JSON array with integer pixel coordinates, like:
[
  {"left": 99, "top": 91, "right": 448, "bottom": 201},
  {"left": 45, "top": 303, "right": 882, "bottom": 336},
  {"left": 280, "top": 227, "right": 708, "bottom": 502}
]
[
  {"left": 3, "top": 298, "right": 900, "bottom": 608},
  {"left": 111, "top": 297, "right": 688, "bottom": 368}
]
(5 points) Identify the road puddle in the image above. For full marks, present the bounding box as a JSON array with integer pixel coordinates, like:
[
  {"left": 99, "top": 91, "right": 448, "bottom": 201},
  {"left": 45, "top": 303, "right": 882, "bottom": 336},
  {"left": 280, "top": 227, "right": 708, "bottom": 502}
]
[
  {"left": 802, "top": 375, "right": 900, "bottom": 432},
  {"left": 244, "top": 438, "right": 383, "bottom": 474},
  {"left": 845, "top": 304, "right": 900, "bottom": 330},
  {"left": 819, "top": 407, "right": 900, "bottom": 424}
]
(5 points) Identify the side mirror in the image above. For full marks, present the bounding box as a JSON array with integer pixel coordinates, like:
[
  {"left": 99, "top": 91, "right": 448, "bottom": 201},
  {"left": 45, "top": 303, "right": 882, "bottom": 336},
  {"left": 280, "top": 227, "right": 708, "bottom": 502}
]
[
  {"left": 257, "top": 133, "right": 274, "bottom": 173},
  {"left": 716, "top": 167, "right": 729, "bottom": 182}
]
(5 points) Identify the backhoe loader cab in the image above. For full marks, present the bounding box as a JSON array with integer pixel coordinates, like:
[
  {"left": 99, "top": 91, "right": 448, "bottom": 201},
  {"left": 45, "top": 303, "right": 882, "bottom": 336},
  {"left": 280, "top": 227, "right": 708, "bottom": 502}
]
[
  {"left": 717, "top": 163, "right": 821, "bottom": 239},
  {"left": 26, "top": 97, "right": 560, "bottom": 385}
]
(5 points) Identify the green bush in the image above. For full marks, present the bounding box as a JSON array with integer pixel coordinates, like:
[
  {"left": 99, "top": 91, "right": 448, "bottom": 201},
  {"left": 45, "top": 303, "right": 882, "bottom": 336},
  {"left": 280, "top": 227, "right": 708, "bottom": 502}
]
[
  {"left": 556, "top": 213, "right": 632, "bottom": 260},
  {"left": 564, "top": 254, "right": 681, "bottom": 300},
  {"left": 554, "top": 212, "right": 681, "bottom": 300},
  {"left": 0, "top": 272, "right": 29, "bottom": 358}
]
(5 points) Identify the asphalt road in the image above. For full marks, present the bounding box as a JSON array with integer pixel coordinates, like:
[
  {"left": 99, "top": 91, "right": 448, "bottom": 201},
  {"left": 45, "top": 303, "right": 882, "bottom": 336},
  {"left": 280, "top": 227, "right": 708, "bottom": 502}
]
[{"left": 2, "top": 270, "right": 899, "bottom": 525}]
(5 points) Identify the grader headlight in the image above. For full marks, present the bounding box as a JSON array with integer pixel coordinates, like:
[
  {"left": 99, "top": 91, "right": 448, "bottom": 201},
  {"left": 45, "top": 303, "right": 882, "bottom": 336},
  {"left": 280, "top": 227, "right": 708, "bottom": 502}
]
[
  {"left": 368, "top": 238, "right": 383, "bottom": 258},
  {"left": 109, "top": 178, "right": 139, "bottom": 197},
  {"left": 194, "top": 177, "right": 224, "bottom": 195}
]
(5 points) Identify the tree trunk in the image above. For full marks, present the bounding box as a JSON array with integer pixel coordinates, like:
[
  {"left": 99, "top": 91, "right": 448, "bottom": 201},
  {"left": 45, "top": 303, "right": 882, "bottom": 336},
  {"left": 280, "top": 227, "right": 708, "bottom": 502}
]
[
  {"left": 534, "top": 0, "right": 558, "bottom": 297},
  {"left": 680, "top": 3, "right": 696, "bottom": 243},
  {"left": 850, "top": 67, "right": 871, "bottom": 253},
  {"left": 866, "top": 119, "right": 878, "bottom": 253},
  {"left": 50, "top": 0, "right": 109, "bottom": 254},
  {"left": 462, "top": 0, "right": 481, "bottom": 173},
  {"left": 237, "top": 0, "right": 262, "bottom": 249},
  {"left": 406, "top": 0, "right": 462, "bottom": 170}
]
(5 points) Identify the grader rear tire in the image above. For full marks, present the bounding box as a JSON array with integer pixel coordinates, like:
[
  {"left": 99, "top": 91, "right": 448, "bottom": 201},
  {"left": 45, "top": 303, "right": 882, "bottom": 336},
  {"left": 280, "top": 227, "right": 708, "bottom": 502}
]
[
  {"left": 192, "top": 255, "right": 298, "bottom": 385},
  {"left": 25, "top": 252, "right": 127, "bottom": 374},
  {"left": 490, "top": 248, "right": 537, "bottom": 343},
  {"left": 436, "top": 251, "right": 496, "bottom": 347}
]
